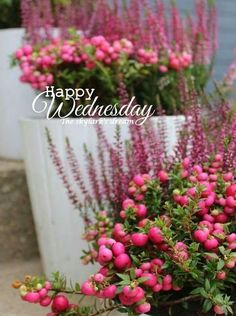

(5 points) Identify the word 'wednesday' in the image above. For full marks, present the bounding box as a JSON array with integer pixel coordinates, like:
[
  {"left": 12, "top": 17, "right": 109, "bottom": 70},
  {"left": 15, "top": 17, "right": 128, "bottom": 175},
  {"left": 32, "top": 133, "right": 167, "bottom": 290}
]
[{"left": 32, "top": 86, "right": 155, "bottom": 125}]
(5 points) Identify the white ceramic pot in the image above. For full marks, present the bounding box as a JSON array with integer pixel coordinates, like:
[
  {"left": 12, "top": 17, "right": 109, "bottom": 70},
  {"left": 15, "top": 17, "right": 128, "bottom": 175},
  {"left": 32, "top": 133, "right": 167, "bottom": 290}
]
[
  {"left": 0, "top": 28, "right": 37, "bottom": 160},
  {"left": 20, "top": 116, "right": 185, "bottom": 283}
]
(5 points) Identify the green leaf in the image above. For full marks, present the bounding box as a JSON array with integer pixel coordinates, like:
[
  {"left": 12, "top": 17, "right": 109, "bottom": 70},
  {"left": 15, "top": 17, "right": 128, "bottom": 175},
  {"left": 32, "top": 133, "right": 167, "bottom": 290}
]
[
  {"left": 200, "top": 288, "right": 208, "bottom": 298},
  {"left": 137, "top": 277, "right": 149, "bottom": 284},
  {"left": 205, "top": 279, "right": 211, "bottom": 292},
  {"left": 203, "top": 300, "right": 213, "bottom": 312},
  {"left": 130, "top": 268, "right": 136, "bottom": 280},
  {"left": 217, "top": 260, "right": 225, "bottom": 271},
  {"left": 75, "top": 283, "right": 80, "bottom": 291},
  {"left": 191, "top": 288, "right": 202, "bottom": 295}
]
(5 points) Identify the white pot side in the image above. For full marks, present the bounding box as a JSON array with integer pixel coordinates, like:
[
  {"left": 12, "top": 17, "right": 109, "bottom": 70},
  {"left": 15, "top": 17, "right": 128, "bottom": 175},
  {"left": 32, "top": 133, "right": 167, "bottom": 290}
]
[
  {"left": 20, "top": 116, "right": 185, "bottom": 283},
  {"left": 0, "top": 28, "right": 37, "bottom": 160}
]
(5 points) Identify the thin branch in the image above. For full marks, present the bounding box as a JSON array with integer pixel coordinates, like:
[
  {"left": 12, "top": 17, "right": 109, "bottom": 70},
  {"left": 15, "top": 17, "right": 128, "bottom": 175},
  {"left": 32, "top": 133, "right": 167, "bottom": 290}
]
[{"left": 159, "top": 295, "right": 201, "bottom": 307}]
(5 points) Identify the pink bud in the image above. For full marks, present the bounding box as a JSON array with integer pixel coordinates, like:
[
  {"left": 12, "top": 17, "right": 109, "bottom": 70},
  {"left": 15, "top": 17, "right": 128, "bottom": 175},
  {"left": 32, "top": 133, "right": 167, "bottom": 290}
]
[{"left": 133, "top": 175, "right": 145, "bottom": 186}]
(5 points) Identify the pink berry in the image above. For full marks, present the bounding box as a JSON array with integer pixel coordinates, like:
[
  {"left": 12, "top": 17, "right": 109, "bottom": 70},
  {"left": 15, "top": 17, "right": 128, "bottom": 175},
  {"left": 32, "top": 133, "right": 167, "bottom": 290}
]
[
  {"left": 205, "top": 195, "right": 215, "bottom": 207},
  {"left": 112, "top": 242, "right": 125, "bottom": 256},
  {"left": 218, "top": 198, "right": 226, "bottom": 206},
  {"left": 152, "top": 283, "right": 163, "bottom": 292},
  {"left": 197, "top": 173, "right": 208, "bottom": 181},
  {"left": 135, "top": 302, "right": 151, "bottom": 314},
  {"left": 123, "top": 286, "right": 139, "bottom": 298},
  {"left": 39, "top": 288, "right": 48, "bottom": 299},
  {"left": 225, "top": 260, "right": 235, "bottom": 269},
  {"left": 52, "top": 295, "right": 69, "bottom": 312},
  {"left": 224, "top": 206, "right": 234, "bottom": 214},
  {"left": 216, "top": 271, "right": 226, "bottom": 280},
  {"left": 135, "top": 268, "right": 143, "bottom": 277},
  {"left": 103, "top": 285, "right": 117, "bottom": 299},
  {"left": 40, "top": 296, "right": 51, "bottom": 307},
  {"left": 141, "top": 273, "right": 157, "bottom": 287},
  {"left": 99, "top": 267, "right": 109, "bottom": 276},
  {"left": 215, "top": 213, "right": 228, "bottom": 223},
  {"left": 227, "top": 233, "right": 236, "bottom": 243},
  {"left": 193, "top": 229, "right": 209, "bottom": 243},
  {"left": 162, "top": 283, "right": 172, "bottom": 291},
  {"left": 226, "top": 184, "right": 236, "bottom": 197},
  {"left": 131, "top": 233, "right": 148, "bottom": 247},
  {"left": 213, "top": 305, "right": 224, "bottom": 315},
  {"left": 226, "top": 196, "right": 235, "bottom": 208},
  {"left": 135, "top": 194, "right": 144, "bottom": 201},
  {"left": 122, "top": 199, "right": 135, "bottom": 209},
  {"left": 133, "top": 175, "right": 145, "bottom": 186},
  {"left": 140, "top": 262, "right": 151, "bottom": 271},
  {"left": 228, "top": 241, "right": 236, "bottom": 250},
  {"left": 25, "top": 292, "right": 40, "bottom": 303},
  {"left": 223, "top": 172, "right": 233, "bottom": 181},
  {"left": 179, "top": 195, "right": 189, "bottom": 206},
  {"left": 81, "top": 281, "right": 96, "bottom": 296},
  {"left": 204, "top": 238, "right": 219, "bottom": 250},
  {"left": 132, "top": 287, "right": 145, "bottom": 302},
  {"left": 187, "top": 187, "right": 196, "bottom": 197},
  {"left": 94, "top": 273, "right": 105, "bottom": 283},
  {"left": 44, "top": 281, "right": 52, "bottom": 290},
  {"left": 163, "top": 274, "right": 172, "bottom": 285},
  {"left": 148, "top": 227, "right": 163, "bottom": 244},
  {"left": 23, "top": 44, "right": 33, "bottom": 55},
  {"left": 97, "top": 237, "right": 107, "bottom": 246},
  {"left": 136, "top": 204, "right": 147, "bottom": 218},
  {"left": 118, "top": 293, "right": 134, "bottom": 306},
  {"left": 114, "top": 254, "right": 131, "bottom": 270},
  {"left": 159, "top": 65, "right": 168, "bottom": 73},
  {"left": 158, "top": 170, "right": 169, "bottom": 182},
  {"left": 15, "top": 48, "right": 24, "bottom": 59},
  {"left": 151, "top": 258, "right": 164, "bottom": 272},
  {"left": 98, "top": 246, "right": 113, "bottom": 262}
]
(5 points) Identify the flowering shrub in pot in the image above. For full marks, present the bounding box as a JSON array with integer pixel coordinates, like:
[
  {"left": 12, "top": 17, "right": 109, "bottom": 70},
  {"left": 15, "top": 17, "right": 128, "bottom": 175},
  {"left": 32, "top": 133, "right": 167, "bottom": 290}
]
[
  {"left": 13, "top": 154, "right": 236, "bottom": 315},
  {"left": 15, "top": 0, "right": 218, "bottom": 115}
]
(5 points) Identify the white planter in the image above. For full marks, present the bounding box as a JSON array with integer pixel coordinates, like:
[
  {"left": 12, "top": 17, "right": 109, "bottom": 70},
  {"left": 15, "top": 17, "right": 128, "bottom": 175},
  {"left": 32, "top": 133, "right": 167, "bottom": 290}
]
[
  {"left": 0, "top": 28, "right": 37, "bottom": 160},
  {"left": 20, "top": 116, "right": 184, "bottom": 283}
]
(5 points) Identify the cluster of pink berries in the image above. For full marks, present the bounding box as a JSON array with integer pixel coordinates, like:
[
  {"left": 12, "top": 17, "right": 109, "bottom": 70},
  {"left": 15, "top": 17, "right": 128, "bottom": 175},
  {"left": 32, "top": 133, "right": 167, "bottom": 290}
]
[
  {"left": 19, "top": 280, "right": 52, "bottom": 307},
  {"left": 137, "top": 48, "right": 158, "bottom": 65},
  {"left": 14, "top": 277, "right": 78, "bottom": 316},
  {"left": 82, "top": 211, "right": 113, "bottom": 265},
  {"left": 169, "top": 51, "right": 193, "bottom": 71},
  {"left": 15, "top": 43, "right": 55, "bottom": 90},
  {"left": 14, "top": 36, "right": 134, "bottom": 91},
  {"left": 80, "top": 154, "right": 236, "bottom": 315},
  {"left": 81, "top": 244, "right": 177, "bottom": 314},
  {"left": 15, "top": 35, "right": 194, "bottom": 92},
  {"left": 91, "top": 36, "right": 134, "bottom": 64},
  {"left": 127, "top": 174, "right": 150, "bottom": 201},
  {"left": 136, "top": 49, "right": 193, "bottom": 70}
]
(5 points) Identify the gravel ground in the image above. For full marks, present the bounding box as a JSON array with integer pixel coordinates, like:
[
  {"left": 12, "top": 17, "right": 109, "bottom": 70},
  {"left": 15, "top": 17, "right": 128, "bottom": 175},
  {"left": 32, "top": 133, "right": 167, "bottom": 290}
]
[
  {"left": 0, "top": 259, "right": 50, "bottom": 316},
  {"left": 0, "top": 159, "right": 39, "bottom": 263}
]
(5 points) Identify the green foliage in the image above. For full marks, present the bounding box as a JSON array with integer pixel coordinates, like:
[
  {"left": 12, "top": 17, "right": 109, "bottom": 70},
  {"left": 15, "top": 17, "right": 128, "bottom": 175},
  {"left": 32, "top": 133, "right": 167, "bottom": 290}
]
[{"left": 0, "top": 0, "right": 21, "bottom": 29}]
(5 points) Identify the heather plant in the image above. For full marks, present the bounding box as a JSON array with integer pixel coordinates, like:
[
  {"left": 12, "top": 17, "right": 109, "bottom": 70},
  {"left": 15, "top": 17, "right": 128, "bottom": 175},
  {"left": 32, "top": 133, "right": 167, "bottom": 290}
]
[
  {"left": 13, "top": 155, "right": 236, "bottom": 315},
  {"left": 15, "top": 0, "right": 218, "bottom": 114}
]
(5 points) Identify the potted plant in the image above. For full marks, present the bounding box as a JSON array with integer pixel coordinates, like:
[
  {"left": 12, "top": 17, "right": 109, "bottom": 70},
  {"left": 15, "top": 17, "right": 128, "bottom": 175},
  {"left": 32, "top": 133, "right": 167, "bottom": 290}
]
[{"left": 13, "top": 151, "right": 236, "bottom": 315}]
